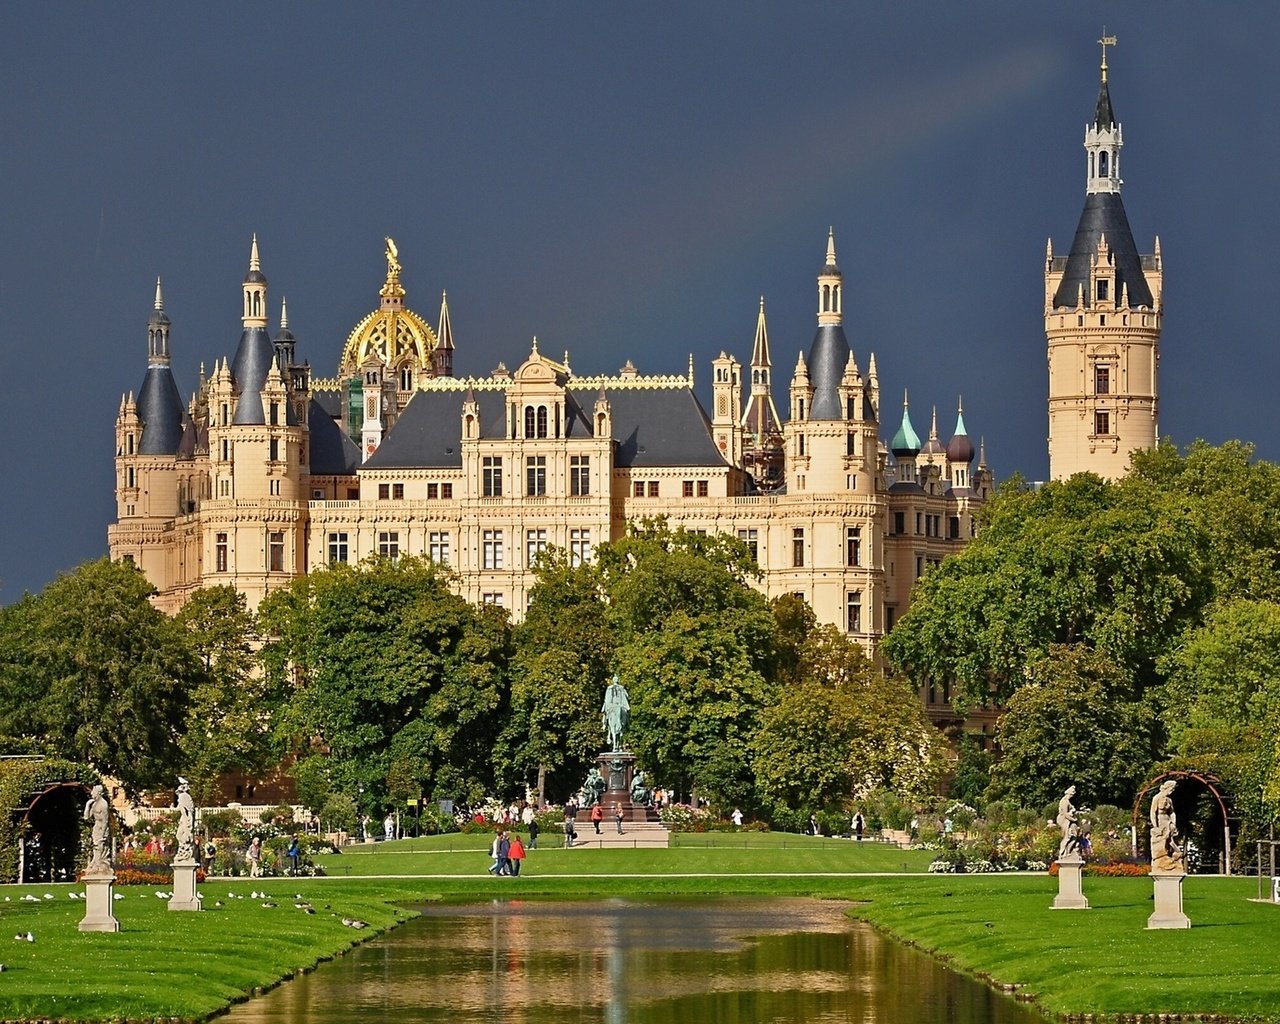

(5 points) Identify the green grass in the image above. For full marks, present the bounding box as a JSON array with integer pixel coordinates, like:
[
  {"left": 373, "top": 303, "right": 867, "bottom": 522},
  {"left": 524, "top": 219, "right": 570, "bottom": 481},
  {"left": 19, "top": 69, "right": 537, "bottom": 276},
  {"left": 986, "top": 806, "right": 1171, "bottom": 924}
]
[
  {"left": 4, "top": 843, "right": 1280, "bottom": 1022},
  {"left": 324, "top": 831, "right": 933, "bottom": 876}
]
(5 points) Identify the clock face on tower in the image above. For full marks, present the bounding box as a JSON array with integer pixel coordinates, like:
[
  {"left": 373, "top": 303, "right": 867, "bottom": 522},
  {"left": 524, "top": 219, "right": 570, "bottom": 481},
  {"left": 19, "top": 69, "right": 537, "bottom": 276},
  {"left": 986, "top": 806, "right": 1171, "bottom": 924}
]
[{"left": 366, "top": 440, "right": 376, "bottom": 456}]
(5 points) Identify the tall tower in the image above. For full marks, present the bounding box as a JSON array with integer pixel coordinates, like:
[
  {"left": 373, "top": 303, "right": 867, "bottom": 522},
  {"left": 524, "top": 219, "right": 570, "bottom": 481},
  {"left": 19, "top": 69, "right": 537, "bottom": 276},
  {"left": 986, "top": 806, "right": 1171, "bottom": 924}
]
[{"left": 1046, "top": 35, "right": 1162, "bottom": 480}]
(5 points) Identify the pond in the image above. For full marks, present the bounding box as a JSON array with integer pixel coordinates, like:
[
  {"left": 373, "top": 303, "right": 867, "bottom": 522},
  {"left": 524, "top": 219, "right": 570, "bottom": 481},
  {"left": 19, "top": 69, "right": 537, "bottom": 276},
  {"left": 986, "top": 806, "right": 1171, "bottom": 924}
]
[{"left": 225, "top": 897, "right": 1045, "bottom": 1023}]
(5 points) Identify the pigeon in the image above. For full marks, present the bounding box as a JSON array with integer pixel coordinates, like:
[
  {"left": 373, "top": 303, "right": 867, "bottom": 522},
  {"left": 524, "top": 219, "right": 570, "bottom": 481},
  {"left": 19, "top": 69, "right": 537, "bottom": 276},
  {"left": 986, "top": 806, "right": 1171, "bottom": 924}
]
[
  {"left": 25, "top": 933, "right": 33, "bottom": 943},
  {"left": 214, "top": 900, "right": 224, "bottom": 908},
  {"left": 112, "top": 893, "right": 124, "bottom": 901},
  {"left": 341, "top": 918, "right": 367, "bottom": 929},
  {"left": 3, "top": 896, "right": 9, "bottom": 902},
  {"left": 0, "top": 963, "right": 6, "bottom": 971},
  {"left": 261, "top": 901, "right": 277, "bottom": 909},
  {"left": 20, "top": 895, "right": 37, "bottom": 903},
  {"left": 42, "top": 894, "right": 53, "bottom": 900}
]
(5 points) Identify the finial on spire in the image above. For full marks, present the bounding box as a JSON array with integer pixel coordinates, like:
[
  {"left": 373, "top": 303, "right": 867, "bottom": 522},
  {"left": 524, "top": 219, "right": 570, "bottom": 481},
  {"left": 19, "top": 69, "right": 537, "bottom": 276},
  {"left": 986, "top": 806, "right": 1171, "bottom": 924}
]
[
  {"left": 380, "top": 237, "right": 405, "bottom": 301},
  {"left": 826, "top": 227, "right": 837, "bottom": 266},
  {"left": 903, "top": 388, "right": 910, "bottom": 409},
  {"left": 280, "top": 296, "right": 289, "bottom": 329},
  {"left": 531, "top": 335, "right": 539, "bottom": 356},
  {"left": 930, "top": 405, "right": 939, "bottom": 439},
  {"left": 1099, "top": 29, "right": 1116, "bottom": 84},
  {"left": 688, "top": 353, "right": 695, "bottom": 386},
  {"left": 249, "top": 234, "right": 260, "bottom": 272},
  {"left": 154, "top": 276, "right": 164, "bottom": 311}
]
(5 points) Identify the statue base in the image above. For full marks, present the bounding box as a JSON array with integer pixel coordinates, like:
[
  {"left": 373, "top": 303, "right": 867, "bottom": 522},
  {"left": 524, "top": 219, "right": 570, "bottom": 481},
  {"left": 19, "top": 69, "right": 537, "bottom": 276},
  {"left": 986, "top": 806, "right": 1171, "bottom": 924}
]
[
  {"left": 1147, "top": 870, "right": 1191, "bottom": 929},
  {"left": 577, "top": 750, "right": 661, "bottom": 825},
  {"left": 79, "top": 869, "right": 120, "bottom": 933},
  {"left": 169, "top": 858, "right": 201, "bottom": 912},
  {"left": 1051, "top": 857, "right": 1089, "bottom": 909}
]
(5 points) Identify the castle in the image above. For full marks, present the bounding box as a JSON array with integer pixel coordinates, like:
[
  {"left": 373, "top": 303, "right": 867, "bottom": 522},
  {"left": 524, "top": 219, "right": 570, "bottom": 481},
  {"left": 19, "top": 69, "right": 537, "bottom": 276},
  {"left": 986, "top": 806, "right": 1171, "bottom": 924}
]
[{"left": 108, "top": 44, "right": 1160, "bottom": 710}]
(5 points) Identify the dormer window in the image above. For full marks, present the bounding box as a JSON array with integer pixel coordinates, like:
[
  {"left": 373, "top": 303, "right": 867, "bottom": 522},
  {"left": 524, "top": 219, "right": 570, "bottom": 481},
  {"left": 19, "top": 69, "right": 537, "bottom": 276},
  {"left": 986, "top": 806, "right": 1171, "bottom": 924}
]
[{"left": 1096, "top": 280, "right": 1109, "bottom": 302}]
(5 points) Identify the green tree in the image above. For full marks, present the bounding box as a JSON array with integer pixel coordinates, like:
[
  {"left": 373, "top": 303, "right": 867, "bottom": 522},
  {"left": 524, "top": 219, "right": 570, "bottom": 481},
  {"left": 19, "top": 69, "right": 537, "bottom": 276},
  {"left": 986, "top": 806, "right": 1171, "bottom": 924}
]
[
  {"left": 259, "top": 557, "right": 509, "bottom": 814},
  {"left": 1158, "top": 599, "right": 1280, "bottom": 825},
  {"left": 753, "top": 626, "right": 942, "bottom": 813},
  {"left": 987, "top": 644, "right": 1159, "bottom": 809},
  {"left": 175, "top": 586, "right": 277, "bottom": 804},
  {"left": 0, "top": 559, "right": 198, "bottom": 793},
  {"left": 502, "top": 551, "right": 613, "bottom": 802},
  {"left": 598, "top": 522, "right": 777, "bottom": 806}
]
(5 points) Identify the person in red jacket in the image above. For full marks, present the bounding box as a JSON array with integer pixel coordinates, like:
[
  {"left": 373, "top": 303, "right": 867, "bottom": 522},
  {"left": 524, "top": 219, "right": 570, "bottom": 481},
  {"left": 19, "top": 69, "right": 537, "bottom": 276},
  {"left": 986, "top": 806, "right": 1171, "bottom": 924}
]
[
  {"left": 508, "top": 834, "right": 526, "bottom": 876},
  {"left": 591, "top": 804, "right": 603, "bottom": 835}
]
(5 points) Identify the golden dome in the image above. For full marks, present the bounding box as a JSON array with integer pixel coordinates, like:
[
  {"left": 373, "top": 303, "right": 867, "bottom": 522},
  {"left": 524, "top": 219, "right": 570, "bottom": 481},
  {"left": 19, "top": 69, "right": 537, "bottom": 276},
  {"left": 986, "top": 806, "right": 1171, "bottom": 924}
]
[{"left": 338, "top": 238, "right": 439, "bottom": 376}]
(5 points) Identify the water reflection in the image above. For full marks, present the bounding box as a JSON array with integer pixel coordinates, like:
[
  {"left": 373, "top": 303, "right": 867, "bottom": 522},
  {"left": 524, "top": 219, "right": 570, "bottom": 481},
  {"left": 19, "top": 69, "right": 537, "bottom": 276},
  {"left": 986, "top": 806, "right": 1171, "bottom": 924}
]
[{"left": 225, "top": 898, "right": 1044, "bottom": 1023}]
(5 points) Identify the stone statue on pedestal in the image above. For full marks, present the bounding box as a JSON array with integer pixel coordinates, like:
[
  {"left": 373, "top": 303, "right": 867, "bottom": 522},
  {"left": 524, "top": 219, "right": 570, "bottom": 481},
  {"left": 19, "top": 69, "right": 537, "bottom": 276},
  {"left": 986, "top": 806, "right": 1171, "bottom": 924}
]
[
  {"left": 1149, "top": 780, "right": 1185, "bottom": 874},
  {"left": 175, "top": 777, "right": 196, "bottom": 862},
  {"left": 83, "top": 785, "right": 111, "bottom": 872},
  {"left": 630, "top": 769, "right": 651, "bottom": 806},
  {"left": 1056, "top": 785, "right": 1081, "bottom": 859},
  {"left": 580, "top": 768, "right": 606, "bottom": 807},
  {"left": 601, "top": 675, "right": 630, "bottom": 752}
]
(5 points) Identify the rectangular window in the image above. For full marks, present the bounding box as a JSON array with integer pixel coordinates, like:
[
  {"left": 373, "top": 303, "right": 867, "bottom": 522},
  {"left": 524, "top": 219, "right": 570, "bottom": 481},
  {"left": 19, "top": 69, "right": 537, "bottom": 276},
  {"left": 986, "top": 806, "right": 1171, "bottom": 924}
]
[
  {"left": 737, "top": 528, "right": 758, "bottom": 563},
  {"left": 915, "top": 555, "right": 924, "bottom": 578},
  {"left": 441, "top": 482, "right": 453, "bottom": 499},
  {"left": 847, "top": 432, "right": 856, "bottom": 456},
  {"left": 846, "top": 591, "right": 862, "bottom": 633},
  {"left": 846, "top": 527, "right": 862, "bottom": 567},
  {"left": 915, "top": 512, "right": 923, "bottom": 535},
  {"left": 570, "top": 455, "right": 590, "bottom": 496},
  {"left": 221, "top": 439, "right": 230, "bottom": 461},
  {"left": 482, "top": 592, "right": 504, "bottom": 607},
  {"left": 215, "top": 533, "right": 228, "bottom": 573},
  {"left": 482, "top": 456, "right": 503, "bottom": 497},
  {"left": 428, "top": 531, "right": 451, "bottom": 566},
  {"left": 682, "top": 480, "right": 694, "bottom": 497},
  {"left": 427, "top": 483, "right": 438, "bottom": 499},
  {"left": 269, "top": 531, "right": 284, "bottom": 572},
  {"left": 526, "top": 456, "right": 547, "bottom": 496},
  {"left": 1096, "top": 279, "right": 1109, "bottom": 301},
  {"left": 378, "top": 531, "right": 400, "bottom": 563},
  {"left": 569, "top": 528, "right": 593, "bottom": 566},
  {"left": 1094, "top": 411, "right": 1110, "bottom": 436},
  {"left": 269, "top": 438, "right": 279, "bottom": 461},
  {"left": 392, "top": 483, "right": 404, "bottom": 500},
  {"left": 893, "top": 511, "right": 905, "bottom": 535},
  {"left": 526, "top": 529, "right": 548, "bottom": 565},
  {"left": 792, "top": 528, "right": 804, "bottom": 568},
  {"left": 1095, "top": 365, "right": 1110, "bottom": 395},
  {"left": 697, "top": 480, "right": 709, "bottom": 497},
  {"left": 327, "top": 532, "right": 349, "bottom": 564},
  {"left": 949, "top": 516, "right": 961, "bottom": 540},
  {"left": 886, "top": 605, "right": 896, "bottom": 630},
  {"left": 269, "top": 402, "right": 278, "bottom": 426},
  {"left": 633, "top": 481, "right": 645, "bottom": 498},
  {"left": 483, "top": 530, "right": 504, "bottom": 569},
  {"left": 379, "top": 483, "right": 390, "bottom": 500},
  {"left": 648, "top": 481, "right": 659, "bottom": 498}
]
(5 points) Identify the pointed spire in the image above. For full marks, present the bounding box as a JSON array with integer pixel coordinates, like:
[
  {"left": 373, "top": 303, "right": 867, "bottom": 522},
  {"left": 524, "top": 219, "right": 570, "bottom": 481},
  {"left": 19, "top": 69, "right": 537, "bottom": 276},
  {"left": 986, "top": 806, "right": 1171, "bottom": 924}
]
[
  {"left": 279, "top": 295, "right": 289, "bottom": 329},
  {"left": 688, "top": 353, "right": 695, "bottom": 386},
  {"left": 867, "top": 353, "right": 878, "bottom": 382},
  {"left": 531, "top": 335, "right": 539, "bottom": 357},
  {"left": 947, "top": 396, "right": 975, "bottom": 465},
  {"left": 154, "top": 276, "right": 164, "bottom": 311},
  {"left": 826, "top": 227, "right": 837, "bottom": 267},
  {"left": 249, "top": 234, "right": 261, "bottom": 272},
  {"left": 890, "top": 390, "right": 921, "bottom": 455},
  {"left": 750, "top": 297, "right": 772, "bottom": 369},
  {"left": 930, "top": 406, "right": 939, "bottom": 440}
]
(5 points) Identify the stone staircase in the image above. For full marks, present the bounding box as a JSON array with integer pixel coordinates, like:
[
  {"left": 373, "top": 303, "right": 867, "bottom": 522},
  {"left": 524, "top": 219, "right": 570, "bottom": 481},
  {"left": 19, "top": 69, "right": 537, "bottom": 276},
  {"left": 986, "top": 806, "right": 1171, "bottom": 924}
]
[{"left": 567, "top": 822, "right": 670, "bottom": 849}]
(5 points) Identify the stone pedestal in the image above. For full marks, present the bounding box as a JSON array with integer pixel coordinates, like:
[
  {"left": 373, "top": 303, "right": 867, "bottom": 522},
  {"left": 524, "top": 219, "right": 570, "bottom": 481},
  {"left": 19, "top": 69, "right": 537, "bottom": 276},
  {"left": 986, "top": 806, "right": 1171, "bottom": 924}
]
[
  {"left": 577, "top": 750, "right": 661, "bottom": 826},
  {"left": 1147, "top": 870, "right": 1191, "bottom": 929},
  {"left": 1052, "top": 857, "right": 1089, "bottom": 909},
  {"left": 79, "top": 869, "right": 120, "bottom": 933},
  {"left": 169, "top": 858, "right": 200, "bottom": 912}
]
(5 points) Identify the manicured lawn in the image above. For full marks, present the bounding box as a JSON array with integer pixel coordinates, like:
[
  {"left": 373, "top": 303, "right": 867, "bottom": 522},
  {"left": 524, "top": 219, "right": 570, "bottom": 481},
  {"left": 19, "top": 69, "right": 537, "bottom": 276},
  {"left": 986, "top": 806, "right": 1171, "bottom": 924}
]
[
  {"left": 3, "top": 846, "right": 1279, "bottom": 1022},
  {"left": 324, "top": 831, "right": 933, "bottom": 876},
  {"left": 846, "top": 873, "right": 1280, "bottom": 1022}
]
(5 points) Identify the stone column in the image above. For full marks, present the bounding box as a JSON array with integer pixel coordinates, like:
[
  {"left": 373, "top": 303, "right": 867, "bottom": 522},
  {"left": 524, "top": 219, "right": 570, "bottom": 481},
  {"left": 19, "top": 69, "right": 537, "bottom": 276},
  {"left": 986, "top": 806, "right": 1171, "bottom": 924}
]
[
  {"left": 169, "top": 858, "right": 201, "bottom": 912},
  {"left": 79, "top": 868, "right": 120, "bottom": 933},
  {"left": 1147, "top": 871, "right": 1191, "bottom": 929},
  {"left": 1052, "top": 856, "right": 1089, "bottom": 910}
]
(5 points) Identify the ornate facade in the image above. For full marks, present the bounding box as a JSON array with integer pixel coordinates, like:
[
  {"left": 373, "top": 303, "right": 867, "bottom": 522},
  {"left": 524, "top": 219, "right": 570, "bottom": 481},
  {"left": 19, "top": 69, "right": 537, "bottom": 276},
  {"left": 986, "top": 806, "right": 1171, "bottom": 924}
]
[
  {"left": 108, "top": 230, "right": 990, "bottom": 653},
  {"left": 1046, "top": 37, "right": 1162, "bottom": 480}
]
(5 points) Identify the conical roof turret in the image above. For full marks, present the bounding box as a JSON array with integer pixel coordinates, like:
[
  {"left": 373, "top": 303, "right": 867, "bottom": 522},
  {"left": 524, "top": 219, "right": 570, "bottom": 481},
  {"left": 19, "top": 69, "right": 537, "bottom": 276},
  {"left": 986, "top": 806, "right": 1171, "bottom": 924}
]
[{"left": 890, "top": 391, "right": 921, "bottom": 456}]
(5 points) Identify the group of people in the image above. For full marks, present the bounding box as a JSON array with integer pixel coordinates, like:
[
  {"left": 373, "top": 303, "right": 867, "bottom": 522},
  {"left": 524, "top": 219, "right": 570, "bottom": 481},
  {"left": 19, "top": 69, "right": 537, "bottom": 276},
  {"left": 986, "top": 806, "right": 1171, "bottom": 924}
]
[{"left": 487, "top": 831, "right": 527, "bottom": 876}]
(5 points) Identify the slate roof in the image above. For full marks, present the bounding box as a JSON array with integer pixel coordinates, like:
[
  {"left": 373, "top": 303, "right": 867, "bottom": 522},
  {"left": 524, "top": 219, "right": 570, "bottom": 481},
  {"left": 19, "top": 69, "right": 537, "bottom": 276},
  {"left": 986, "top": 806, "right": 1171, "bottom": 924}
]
[
  {"left": 1051, "top": 192, "right": 1154, "bottom": 309},
  {"left": 308, "top": 399, "right": 360, "bottom": 476},
  {"left": 1094, "top": 78, "right": 1115, "bottom": 129},
  {"left": 364, "top": 384, "right": 723, "bottom": 470},
  {"left": 311, "top": 388, "right": 344, "bottom": 421},
  {"left": 806, "top": 323, "right": 851, "bottom": 420},
  {"left": 230, "top": 327, "right": 276, "bottom": 424},
  {"left": 136, "top": 365, "right": 185, "bottom": 455}
]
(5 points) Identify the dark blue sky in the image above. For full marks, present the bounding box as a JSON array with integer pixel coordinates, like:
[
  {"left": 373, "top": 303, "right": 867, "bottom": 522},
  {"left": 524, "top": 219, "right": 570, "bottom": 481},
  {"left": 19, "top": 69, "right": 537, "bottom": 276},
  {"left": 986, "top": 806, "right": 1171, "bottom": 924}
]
[{"left": 2, "top": 4, "right": 1276, "bottom": 600}]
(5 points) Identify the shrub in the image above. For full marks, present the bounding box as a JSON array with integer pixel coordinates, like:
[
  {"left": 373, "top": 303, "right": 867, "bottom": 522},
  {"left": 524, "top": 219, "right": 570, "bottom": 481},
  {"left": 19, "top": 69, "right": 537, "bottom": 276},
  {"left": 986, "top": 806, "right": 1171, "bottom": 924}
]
[
  {"left": 199, "top": 809, "right": 242, "bottom": 838},
  {"left": 658, "top": 803, "right": 714, "bottom": 832}
]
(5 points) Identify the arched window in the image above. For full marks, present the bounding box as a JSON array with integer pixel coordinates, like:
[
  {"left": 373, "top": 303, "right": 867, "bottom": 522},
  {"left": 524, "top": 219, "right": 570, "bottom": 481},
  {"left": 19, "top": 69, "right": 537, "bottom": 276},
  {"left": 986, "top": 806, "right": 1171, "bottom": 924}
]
[
  {"left": 833, "top": 284, "right": 840, "bottom": 312},
  {"left": 1098, "top": 151, "right": 1108, "bottom": 177},
  {"left": 525, "top": 406, "right": 535, "bottom": 438},
  {"left": 822, "top": 285, "right": 830, "bottom": 312},
  {"left": 1090, "top": 152, "right": 1095, "bottom": 178},
  {"left": 536, "top": 406, "right": 548, "bottom": 438}
]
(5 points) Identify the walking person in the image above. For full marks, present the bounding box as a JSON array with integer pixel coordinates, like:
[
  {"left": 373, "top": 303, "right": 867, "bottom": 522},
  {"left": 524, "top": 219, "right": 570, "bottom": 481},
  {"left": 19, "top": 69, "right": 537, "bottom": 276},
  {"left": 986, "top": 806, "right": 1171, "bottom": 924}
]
[
  {"left": 854, "top": 813, "right": 864, "bottom": 842},
  {"left": 286, "top": 835, "right": 300, "bottom": 875},
  {"left": 528, "top": 817, "right": 540, "bottom": 850},
  {"left": 509, "top": 834, "right": 526, "bottom": 876},
  {"left": 487, "top": 833, "right": 501, "bottom": 875},
  {"left": 731, "top": 808, "right": 744, "bottom": 828},
  {"left": 247, "top": 836, "right": 263, "bottom": 878},
  {"left": 497, "top": 831, "right": 511, "bottom": 876},
  {"left": 615, "top": 805, "right": 624, "bottom": 835},
  {"left": 591, "top": 804, "right": 603, "bottom": 835}
]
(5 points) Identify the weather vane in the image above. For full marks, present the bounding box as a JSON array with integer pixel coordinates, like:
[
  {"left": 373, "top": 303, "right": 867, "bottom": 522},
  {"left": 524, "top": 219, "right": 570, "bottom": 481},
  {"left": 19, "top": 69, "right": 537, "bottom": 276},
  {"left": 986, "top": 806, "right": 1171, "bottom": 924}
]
[{"left": 1098, "top": 29, "right": 1117, "bottom": 82}]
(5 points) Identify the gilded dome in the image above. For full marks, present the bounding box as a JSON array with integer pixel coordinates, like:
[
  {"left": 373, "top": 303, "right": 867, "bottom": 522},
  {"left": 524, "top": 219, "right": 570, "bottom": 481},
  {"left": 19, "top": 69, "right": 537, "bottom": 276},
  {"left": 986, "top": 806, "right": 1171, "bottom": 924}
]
[{"left": 338, "top": 238, "right": 439, "bottom": 377}]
